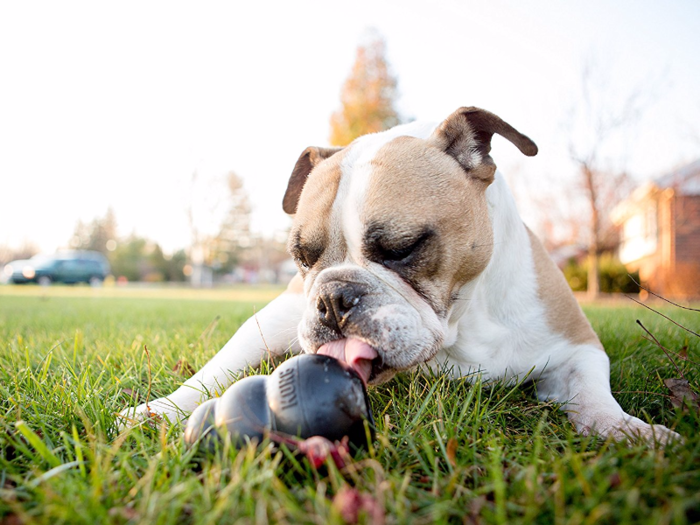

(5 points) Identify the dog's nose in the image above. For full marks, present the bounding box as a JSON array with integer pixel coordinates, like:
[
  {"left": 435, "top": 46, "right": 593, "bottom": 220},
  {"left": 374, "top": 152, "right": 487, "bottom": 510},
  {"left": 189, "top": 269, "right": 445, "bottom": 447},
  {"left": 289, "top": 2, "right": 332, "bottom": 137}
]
[{"left": 316, "top": 284, "right": 363, "bottom": 333}]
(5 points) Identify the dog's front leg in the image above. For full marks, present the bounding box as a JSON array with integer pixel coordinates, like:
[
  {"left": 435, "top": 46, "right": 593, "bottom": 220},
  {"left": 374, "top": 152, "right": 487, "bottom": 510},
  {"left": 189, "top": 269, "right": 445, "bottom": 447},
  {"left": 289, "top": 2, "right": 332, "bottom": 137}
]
[
  {"left": 536, "top": 344, "right": 682, "bottom": 445},
  {"left": 118, "top": 276, "right": 306, "bottom": 428}
]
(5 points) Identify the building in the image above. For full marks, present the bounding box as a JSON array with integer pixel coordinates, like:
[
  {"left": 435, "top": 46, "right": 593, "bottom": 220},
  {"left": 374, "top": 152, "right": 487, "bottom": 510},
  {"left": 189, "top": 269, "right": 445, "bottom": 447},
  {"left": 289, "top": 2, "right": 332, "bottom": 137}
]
[{"left": 611, "top": 159, "right": 700, "bottom": 299}]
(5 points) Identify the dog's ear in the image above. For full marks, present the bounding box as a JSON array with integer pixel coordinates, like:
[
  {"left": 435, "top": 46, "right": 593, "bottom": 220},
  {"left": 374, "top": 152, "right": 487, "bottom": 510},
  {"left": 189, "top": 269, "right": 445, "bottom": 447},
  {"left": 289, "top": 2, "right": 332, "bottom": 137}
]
[
  {"left": 428, "top": 107, "right": 537, "bottom": 184},
  {"left": 283, "top": 146, "right": 344, "bottom": 214}
]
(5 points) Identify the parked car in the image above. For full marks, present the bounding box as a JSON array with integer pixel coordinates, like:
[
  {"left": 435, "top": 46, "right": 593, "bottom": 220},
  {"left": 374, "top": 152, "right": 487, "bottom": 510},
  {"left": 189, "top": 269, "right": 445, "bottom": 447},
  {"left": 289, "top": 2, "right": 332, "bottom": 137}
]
[
  {"left": 3, "top": 251, "right": 111, "bottom": 285},
  {"left": 1, "top": 259, "right": 32, "bottom": 284}
]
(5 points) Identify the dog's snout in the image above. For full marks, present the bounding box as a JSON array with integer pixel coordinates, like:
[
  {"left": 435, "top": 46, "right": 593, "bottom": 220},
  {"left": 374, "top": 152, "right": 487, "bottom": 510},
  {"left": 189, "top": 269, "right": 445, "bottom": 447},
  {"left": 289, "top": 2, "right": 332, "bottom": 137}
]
[{"left": 316, "top": 284, "right": 364, "bottom": 333}]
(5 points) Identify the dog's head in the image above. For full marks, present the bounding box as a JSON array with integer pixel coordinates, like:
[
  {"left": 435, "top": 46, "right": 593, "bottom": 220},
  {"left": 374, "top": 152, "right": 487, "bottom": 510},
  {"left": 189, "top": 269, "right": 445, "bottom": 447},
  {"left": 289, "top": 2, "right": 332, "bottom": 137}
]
[{"left": 283, "top": 107, "right": 537, "bottom": 384}]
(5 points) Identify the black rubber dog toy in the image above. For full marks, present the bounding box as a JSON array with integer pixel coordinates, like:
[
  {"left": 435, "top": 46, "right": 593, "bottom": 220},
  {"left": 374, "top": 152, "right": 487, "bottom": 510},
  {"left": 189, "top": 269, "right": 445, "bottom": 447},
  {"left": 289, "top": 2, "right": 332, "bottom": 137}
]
[{"left": 183, "top": 354, "right": 375, "bottom": 452}]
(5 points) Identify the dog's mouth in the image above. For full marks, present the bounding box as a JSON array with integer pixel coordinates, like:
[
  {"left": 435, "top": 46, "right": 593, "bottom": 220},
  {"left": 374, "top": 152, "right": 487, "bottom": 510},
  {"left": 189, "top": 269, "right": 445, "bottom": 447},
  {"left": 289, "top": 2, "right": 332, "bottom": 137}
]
[{"left": 315, "top": 338, "right": 387, "bottom": 385}]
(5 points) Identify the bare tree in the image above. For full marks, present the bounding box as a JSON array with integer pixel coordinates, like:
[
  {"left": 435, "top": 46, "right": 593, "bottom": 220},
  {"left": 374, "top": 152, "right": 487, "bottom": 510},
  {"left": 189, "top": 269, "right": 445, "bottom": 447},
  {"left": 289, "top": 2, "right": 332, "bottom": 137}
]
[
  {"left": 186, "top": 170, "right": 252, "bottom": 286},
  {"left": 210, "top": 172, "right": 252, "bottom": 275},
  {"left": 681, "top": 103, "right": 700, "bottom": 150},
  {"left": 566, "top": 60, "right": 653, "bottom": 299},
  {"left": 0, "top": 240, "right": 39, "bottom": 266}
]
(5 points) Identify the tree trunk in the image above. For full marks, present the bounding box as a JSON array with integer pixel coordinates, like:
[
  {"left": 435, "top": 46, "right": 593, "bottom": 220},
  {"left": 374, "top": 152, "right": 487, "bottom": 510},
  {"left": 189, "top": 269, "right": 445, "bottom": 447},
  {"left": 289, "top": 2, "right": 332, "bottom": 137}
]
[
  {"left": 583, "top": 164, "right": 601, "bottom": 300},
  {"left": 587, "top": 248, "right": 600, "bottom": 300}
]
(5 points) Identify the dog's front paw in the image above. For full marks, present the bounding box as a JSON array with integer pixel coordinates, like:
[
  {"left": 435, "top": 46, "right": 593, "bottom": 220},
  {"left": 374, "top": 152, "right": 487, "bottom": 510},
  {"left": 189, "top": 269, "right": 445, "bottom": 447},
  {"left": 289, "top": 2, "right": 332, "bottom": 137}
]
[
  {"left": 612, "top": 416, "right": 683, "bottom": 446},
  {"left": 116, "top": 398, "right": 184, "bottom": 431},
  {"left": 574, "top": 412, "right": 682, "bottom": 446}
]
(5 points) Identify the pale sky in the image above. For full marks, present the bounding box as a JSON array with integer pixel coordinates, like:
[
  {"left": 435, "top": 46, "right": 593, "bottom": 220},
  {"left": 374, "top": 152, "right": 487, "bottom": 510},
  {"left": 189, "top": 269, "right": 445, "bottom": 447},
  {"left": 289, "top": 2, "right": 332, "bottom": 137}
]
[{"left": 1, "top": 1, "right": 699, "bottom": 254}]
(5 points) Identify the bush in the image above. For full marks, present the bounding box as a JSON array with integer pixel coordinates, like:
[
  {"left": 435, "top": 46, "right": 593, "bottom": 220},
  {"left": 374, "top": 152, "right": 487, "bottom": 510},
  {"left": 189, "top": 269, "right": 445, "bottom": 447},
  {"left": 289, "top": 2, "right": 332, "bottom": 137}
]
[{"left": 563, "top": 253, "right": 640, "bottom": 293}]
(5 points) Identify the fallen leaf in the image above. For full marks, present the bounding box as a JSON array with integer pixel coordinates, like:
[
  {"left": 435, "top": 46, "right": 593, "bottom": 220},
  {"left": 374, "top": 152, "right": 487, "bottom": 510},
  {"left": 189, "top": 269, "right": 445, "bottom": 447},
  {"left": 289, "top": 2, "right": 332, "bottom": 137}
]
[
  {"left": 172, "top": 359, "right": 195, "bottom": 377},
  {"left": 332, "top": 487, "right": 385, "bottom": 525},
  {"left": 296, "top": 435, "right": 347, "bottom": 470},
  {"left": 0, "top": 514, "right": 23, "bottom": 525},
  {"left": 609, "top": 472, "right": 622, "bottom": 489},
  {"left": 145, "top": 409, "right": 163, "bottom": 423},
  {"left": 333, "top": 487, "right": 362, "bottom": 523},
  {"left": 122, "top": 388, "right": 140, "bottom": 401},
  {"left": 664, "top": 378, "right": 699, "bottom": 411},
  {"left": 446, "top": 437, "right": 458, "bottom": 467}
]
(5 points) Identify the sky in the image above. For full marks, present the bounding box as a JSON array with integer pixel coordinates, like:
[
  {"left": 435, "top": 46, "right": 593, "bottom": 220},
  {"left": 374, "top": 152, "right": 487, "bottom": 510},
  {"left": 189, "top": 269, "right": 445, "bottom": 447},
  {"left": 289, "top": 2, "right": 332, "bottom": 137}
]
[{"left": 1, "top": 0, "right": 699, "bottom": 254}]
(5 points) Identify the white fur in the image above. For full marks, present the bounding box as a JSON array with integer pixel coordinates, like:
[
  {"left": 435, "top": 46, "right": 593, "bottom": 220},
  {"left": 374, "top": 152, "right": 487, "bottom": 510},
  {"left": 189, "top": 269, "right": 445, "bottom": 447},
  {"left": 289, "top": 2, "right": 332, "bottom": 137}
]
[
  {"left": 424, "top": 172, "right": 679, "bottom": 443},
  {"left": 121, "top": 121, "right": 681, "bottom": 445},
  {"left": 429, "top": 173, "right": 554, "bottom": 380}
]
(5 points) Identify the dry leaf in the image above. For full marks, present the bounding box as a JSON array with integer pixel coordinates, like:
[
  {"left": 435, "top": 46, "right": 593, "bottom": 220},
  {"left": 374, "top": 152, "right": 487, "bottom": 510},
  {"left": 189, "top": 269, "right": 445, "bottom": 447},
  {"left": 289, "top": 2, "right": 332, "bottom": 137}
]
[
  {"left": 122, "top": 388, "right": 140, "bottom": 401},
  {"left": 172, "top": 359, "right": 195, "bottom": 377},
  {"left": 446, "top": 437, "right": 458, "bottom": 467},
  {"left": 0, "top": 514, "right": 23, "bottom": 525},
  {"left": 664, "top": 378, "right": 699, "bottom": 411},
  {"left": 609, "top": 472, "right": 622, "bottom": 489},
  {"left": 332, "top": 487, "right": 385, "bottom": 525}
]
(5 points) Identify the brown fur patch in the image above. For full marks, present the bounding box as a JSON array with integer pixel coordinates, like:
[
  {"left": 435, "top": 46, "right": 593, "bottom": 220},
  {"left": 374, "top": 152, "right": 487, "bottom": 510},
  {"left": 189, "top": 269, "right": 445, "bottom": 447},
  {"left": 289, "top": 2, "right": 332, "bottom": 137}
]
[
  {"left": 526, "top": 227, "right": 603, "bottom": 348},
  {"left": 288, "top": 150, "right": 347, "bottom": 272},
  {"left": 427, "top": 107, "right": 538, "bottom": 184},
  {"left": 364, "top": 136, "right": 495, "bottom": 310},
  {"left": 283, "top": 146, "right": 343, "bottom": 214}
]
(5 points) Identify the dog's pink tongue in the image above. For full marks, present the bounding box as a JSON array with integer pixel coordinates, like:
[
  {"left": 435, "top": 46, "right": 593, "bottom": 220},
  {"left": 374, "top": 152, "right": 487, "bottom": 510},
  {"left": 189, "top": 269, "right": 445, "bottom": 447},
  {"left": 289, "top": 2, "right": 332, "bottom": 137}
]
[{"left": 316, "top": 338, "right": 377, "bottom": 385}]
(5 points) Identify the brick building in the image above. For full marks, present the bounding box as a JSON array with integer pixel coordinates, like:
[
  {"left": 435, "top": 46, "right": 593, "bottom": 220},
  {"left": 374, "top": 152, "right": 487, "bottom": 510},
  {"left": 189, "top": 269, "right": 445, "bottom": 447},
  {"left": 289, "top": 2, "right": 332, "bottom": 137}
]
[{"left": 611, "top": 159, "right": 700, "bottom": 299}]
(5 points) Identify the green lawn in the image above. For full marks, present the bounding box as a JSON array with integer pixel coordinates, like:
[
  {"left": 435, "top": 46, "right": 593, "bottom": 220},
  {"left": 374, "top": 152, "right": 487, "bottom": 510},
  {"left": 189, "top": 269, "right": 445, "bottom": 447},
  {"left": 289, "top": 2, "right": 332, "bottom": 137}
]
[{"left": 1, "top": 285, "right": 698, "bottom": 524}]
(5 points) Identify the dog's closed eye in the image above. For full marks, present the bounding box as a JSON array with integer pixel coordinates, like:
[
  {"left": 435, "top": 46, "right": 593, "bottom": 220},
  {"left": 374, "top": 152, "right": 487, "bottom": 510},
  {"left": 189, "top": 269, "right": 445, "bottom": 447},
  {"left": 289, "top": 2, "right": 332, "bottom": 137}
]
[
  {"left": 293, "top": 246, "right": 323, "bottom": 271},
  {"left": 290, "top": 231, "right": 324, "bottom": 272},
  {"left": 380, "top": 234, "right": 429, "bottom": 264},
  {"left": 364, "top": 226, "right": 434, "bottom": 269}
]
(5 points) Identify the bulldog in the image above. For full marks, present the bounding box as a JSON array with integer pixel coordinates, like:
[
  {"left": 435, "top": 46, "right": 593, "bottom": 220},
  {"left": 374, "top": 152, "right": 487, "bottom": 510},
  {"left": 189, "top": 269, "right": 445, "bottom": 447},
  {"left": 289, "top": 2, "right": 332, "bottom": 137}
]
[{"left": 122, "top": 106, "right": 680, "bottom": 444}]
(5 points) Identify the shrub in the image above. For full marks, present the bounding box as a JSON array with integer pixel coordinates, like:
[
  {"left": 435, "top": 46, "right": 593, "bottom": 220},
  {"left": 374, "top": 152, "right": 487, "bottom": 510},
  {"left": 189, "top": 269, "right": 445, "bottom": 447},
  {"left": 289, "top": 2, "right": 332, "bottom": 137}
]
[{"left": 563, "top": 253, "right": 640, "bottom": 293}]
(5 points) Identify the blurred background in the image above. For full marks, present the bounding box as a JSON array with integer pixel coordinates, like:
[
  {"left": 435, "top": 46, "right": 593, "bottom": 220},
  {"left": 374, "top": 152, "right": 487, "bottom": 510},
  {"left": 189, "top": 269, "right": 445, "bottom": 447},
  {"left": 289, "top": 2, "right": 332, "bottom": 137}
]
[{"left": 1, "top": 1, "right": 699, "bottom": 298}]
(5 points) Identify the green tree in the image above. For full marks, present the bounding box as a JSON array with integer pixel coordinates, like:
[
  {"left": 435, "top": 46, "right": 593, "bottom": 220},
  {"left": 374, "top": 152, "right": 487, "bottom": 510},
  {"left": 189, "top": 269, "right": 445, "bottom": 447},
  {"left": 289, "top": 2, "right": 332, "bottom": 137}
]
[
  {"left": 165, "top": 249, "right": 187, "bottom": 282},
  {"left": 563, "top": 253, "right": 640, "bottom": 294},
  {"left": 146, "top": 244, "right": 186, "bottom": 282},
  {"left": 69, "top": 208, "right": 118, "bottom": 254},
  {"left": 187, "top": 171, "right": 252, "bottom": 285},
  {"left": 329, "top": 32, "right": 401, "bottom": 146},
  {"left": 110, "top": 235, "right": 147, "bottom": 282},
  {"left": 210, "top": 171, "right": 252, "bottom": 276}
]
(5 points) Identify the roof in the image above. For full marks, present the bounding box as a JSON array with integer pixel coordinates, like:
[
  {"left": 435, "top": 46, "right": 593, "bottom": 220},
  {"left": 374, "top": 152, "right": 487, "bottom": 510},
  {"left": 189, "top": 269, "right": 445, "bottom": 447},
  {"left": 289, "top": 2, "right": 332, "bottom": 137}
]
[
  {"left": 655, "top": 158, "right": 700, "bottom": 196},
  {"left": 611, "top": 159, "right": 700, "bottom": 224}
]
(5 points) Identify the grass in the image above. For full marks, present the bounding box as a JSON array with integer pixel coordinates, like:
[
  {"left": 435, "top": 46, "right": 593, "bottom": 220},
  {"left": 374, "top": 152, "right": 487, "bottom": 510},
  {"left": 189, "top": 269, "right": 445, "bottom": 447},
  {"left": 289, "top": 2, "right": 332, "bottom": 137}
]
[{"left": 1, "top": 285, "right": 699, "bottom": 524}]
